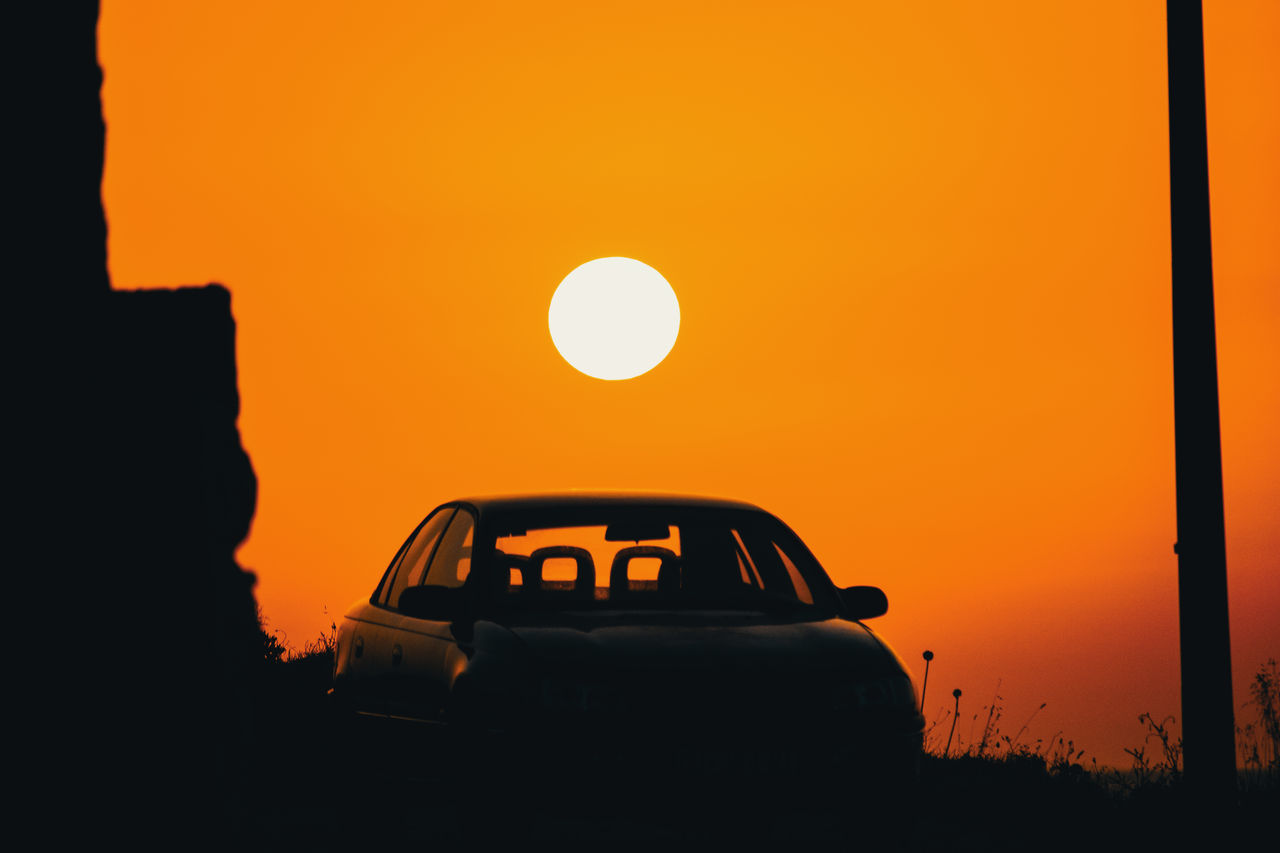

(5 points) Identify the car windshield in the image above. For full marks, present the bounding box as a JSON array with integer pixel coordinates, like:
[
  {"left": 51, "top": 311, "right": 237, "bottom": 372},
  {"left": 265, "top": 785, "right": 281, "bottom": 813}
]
[{"left": 481, "top": 507, "right": 837, "bottom": 614}]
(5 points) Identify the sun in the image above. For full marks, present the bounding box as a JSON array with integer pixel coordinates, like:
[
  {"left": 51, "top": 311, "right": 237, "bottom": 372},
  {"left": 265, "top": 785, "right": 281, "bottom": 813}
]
[{"left": 548, "top": 257, "right": 680, "bottom": 380}]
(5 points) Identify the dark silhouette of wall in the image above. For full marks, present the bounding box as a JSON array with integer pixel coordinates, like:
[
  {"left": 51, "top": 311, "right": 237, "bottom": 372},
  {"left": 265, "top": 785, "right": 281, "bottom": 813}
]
[
  {"left": 15, "top": 2, "right": 263, "bottom": 841},
  {"left": 95, "top": 285, "right": 261, "bottom": 836},
  {"left": 14, "top": 2, "right": 108, "bottom": 292}
]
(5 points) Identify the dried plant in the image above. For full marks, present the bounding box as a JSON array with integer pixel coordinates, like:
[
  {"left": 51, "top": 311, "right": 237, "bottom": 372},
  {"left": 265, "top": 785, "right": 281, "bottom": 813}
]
[
  {"left": 920, "top": 649, "right": 935, "bottom": 711},
  {"left": 972, "top": 681, "right": 1003, "bottom": 758},
  {"left": 944, "top": 688, "right": 962, "bottom": 757},
  {"left": 1237, "top": 658, "right": 1280, "bottom": 790}
]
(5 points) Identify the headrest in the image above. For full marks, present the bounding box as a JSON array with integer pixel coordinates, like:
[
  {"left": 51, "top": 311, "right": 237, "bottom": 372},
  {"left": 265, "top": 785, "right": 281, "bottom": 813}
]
[
  {"left": 528, "top": 546, "right": 596, "bottom": 595},
  {"left": 609, "top": 545, "right": 681, "bottom": 595}
]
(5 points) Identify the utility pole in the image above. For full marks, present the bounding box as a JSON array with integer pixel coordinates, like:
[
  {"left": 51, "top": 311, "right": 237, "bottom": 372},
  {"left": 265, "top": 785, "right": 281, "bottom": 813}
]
[{"left": 1166, "top": 0, "right": 1236, "bottom": 799}]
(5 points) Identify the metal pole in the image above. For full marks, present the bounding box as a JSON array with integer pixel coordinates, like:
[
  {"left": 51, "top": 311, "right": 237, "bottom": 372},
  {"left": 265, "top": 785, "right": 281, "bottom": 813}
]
[{"left": 1166, "top": 0, "right": 1236, "bottom": 799}]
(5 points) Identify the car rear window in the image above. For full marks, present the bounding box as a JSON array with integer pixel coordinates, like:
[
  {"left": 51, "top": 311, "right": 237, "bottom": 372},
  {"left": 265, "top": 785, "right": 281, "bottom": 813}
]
[{"left": 487, "top": 511, "right": 833, "bottom": 612}]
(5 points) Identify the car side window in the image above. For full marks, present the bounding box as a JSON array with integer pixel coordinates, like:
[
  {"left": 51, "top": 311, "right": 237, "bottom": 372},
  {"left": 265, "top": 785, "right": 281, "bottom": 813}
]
[
  {"left": 732, "top": 529, "right": 765, "bottom": 589},
  {"left": 422, "top": 508, "right": 475, "bottom": 589},
  {"left": 772, "top": 541, "right": 814, "bottom": 605},
  {"left": 380, "top": 508, "right": 455, "bottom": 607},
  {"left": 731, "top": 525, "right": 817, "bottom": 605},
  {"left": 372, "top": 530, "right": 418, "bottom": 603}
]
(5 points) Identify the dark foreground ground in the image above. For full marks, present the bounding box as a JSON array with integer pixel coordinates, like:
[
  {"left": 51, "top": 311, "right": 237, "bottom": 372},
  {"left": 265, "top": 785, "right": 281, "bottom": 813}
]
[{"left": 224, "top": 663, "right": 1275, "bottom": 851}]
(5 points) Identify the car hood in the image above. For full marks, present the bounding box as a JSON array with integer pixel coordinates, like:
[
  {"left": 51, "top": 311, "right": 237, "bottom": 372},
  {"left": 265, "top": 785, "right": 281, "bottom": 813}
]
[{"left": 496, "top": 610, "right": 902, "bottom": 679}]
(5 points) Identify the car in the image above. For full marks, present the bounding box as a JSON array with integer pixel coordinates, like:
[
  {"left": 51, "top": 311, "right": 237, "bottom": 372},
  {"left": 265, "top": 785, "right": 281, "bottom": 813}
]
[{"left": 332, "top": 493, "right": 923, "bottom": 789}]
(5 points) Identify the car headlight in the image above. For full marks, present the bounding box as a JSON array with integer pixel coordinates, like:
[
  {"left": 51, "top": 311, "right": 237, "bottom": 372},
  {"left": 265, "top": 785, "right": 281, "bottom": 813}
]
[
  {"left": 833, "top": 674, "right": 916, "bottom": 711},
  {"left": 539, "top": 679, "right": 619, "bottom": 712}
]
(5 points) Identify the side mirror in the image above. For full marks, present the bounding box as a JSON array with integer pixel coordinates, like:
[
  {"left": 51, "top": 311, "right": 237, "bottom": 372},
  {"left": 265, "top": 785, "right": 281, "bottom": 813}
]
[
  {"left": 398, "top": 585, "right": 462, "bottom": 620},
  {"left": 840, "top": 585, "right": 888, "bottom": 620}
]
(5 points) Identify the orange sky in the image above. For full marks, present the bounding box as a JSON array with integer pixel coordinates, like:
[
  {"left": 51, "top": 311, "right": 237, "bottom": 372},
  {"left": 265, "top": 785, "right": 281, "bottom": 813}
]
[{"left": 99, "top": 1, "right": 1277, "bottom": 768}]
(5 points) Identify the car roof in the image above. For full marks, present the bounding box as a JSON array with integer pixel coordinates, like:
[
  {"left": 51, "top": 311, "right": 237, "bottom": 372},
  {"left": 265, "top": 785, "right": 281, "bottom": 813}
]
[{"left": 448, "top": 491, "right": 767, "bottom": 517}]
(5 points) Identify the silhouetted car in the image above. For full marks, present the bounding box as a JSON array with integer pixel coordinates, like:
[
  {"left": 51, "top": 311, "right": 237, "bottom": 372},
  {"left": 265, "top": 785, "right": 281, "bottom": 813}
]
[{"left": 332, "top": 493, "right": 923, "bottom": 787}]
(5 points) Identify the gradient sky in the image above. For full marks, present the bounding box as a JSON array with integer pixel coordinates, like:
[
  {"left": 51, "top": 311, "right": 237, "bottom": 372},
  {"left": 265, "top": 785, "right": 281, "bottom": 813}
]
[{"left": 99, "top": 1, "right": 1277, "bottom": 768}]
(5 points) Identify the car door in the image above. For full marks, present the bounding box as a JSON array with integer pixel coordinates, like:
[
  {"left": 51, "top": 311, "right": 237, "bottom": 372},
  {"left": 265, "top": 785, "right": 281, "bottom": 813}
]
[{"left": 384, "top": 507, "right": 475, "bottom": 721}]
